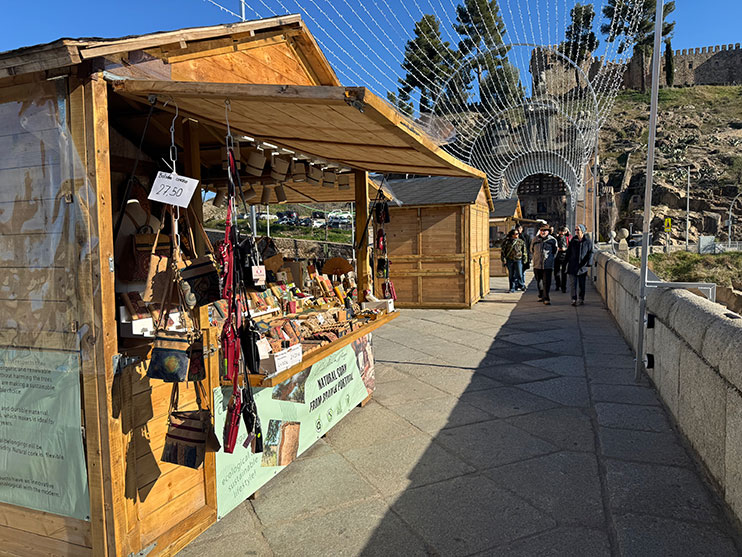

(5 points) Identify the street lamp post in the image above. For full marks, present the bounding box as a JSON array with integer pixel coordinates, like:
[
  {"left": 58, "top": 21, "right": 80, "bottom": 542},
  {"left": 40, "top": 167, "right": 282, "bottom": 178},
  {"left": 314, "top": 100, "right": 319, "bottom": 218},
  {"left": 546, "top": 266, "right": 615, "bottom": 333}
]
[
  {"left": 729, "top": 191, "right": 742, "bottom": 248},
  {"left": 685, "top": 166, "right": 690, "bottom": 251},
  {"left": 634, "top": 0, "right": 665, "bottom": 382}
]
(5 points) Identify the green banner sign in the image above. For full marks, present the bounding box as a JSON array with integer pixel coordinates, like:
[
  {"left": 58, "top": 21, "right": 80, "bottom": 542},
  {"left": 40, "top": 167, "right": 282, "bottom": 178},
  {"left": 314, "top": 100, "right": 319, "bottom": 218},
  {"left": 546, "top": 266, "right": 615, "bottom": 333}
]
[
  {"left": 214, "top": 335, "right": 373, "bottom": 519},
  {"left": 0, "top": 349, "right": 90, "bottom": 520}
]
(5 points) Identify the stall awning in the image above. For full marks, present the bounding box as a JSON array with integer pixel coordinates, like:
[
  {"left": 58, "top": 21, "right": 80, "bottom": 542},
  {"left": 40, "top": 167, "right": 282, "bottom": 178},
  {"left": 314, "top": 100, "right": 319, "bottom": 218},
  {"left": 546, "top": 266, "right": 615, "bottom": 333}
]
[{"left": 111, "top": 80, "right": 484, "bottom": 178}]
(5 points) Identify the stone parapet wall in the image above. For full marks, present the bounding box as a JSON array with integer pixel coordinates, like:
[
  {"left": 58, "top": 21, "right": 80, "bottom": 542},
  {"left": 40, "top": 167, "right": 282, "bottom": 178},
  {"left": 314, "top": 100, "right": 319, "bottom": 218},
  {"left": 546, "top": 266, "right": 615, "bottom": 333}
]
[{"left": 595, "top": 251, "right": 742, "bottom": 524}]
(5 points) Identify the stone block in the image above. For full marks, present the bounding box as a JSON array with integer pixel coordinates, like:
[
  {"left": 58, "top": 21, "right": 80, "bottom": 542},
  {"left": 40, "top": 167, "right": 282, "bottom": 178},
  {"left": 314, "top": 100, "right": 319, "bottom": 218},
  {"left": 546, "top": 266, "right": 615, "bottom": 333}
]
[
  {"left": 678, "top": 349, "right": 727, "bottom": 482},
  {"left": 599, "top": 427, "right": 690, "bottom": 466},
  {"left": 595, "top": 402, "right": 671, "bottom": 432},
  {"left": 497, "top": 527, "right": 611, "bottom": 556},
  {"left": 390, "top": 475, "right": 554, "bottom": 555},
  {"left": 605, "top": 459, "right": 722, "bottom": 524},
  {"left": 670, "top": 290, "right": 723, "bottom": 356},
  {"left": 504, "top": 407, "right": 596, "bottom": 452},
  {"left": 646, "top": 286, "right": 680, "bottom": 323},
  {"left": 436, "top": 419, "right": 556, "bottom": 470},
  {"left": 701, "top": 313, "right": 742, "bottom": 390},
  {"left": 263, "top": 498, "right": 431, "bottom": 557},
  {"left": 342, "top": 434, "right": 475, "bottom": 497},
  {"left": 484, "top": 452, "right": 605, "bottom": 527},
  {"left": 614, "top": 513, "right": 738, "bottom": 557},
  {"left": 252, "top": 452, "right": 377, "bottom": 525},
  {"left": 724, "top": 387, "right": 742, "bottom": 519},
  {"left": 652, "top": 322, "right": 682, "bottom": 415}
]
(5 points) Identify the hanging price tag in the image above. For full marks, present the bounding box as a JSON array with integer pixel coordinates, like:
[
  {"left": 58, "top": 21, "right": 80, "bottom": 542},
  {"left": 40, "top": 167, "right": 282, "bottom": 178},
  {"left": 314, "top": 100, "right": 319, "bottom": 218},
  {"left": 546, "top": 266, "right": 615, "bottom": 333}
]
[{"left": 148, "top": 171, "right": 200, "bottom": 208}]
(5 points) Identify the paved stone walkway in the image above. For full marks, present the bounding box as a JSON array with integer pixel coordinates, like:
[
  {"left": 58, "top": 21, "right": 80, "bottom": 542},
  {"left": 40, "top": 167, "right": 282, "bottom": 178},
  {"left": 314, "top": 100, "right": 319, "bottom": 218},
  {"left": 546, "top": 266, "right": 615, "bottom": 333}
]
[{"left": 181, "top": 276, "right": 741, "bottom": 556}]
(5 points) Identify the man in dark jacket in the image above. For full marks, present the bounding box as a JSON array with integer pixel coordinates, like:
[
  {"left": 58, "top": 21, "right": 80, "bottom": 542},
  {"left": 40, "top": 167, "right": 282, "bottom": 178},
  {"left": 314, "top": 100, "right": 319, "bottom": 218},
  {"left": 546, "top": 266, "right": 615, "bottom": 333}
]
[
  {"left": 553, "top": 226, "right": 570, "bottom": 293},
  {"left": 530, "top": 224, "right": 558, "bottom": 305},
  {"left": 501, "top": 229, "right": 528, "bottom": 292},
  {"left": 566, "top": 224, "right": 594, "bottom": 306}
]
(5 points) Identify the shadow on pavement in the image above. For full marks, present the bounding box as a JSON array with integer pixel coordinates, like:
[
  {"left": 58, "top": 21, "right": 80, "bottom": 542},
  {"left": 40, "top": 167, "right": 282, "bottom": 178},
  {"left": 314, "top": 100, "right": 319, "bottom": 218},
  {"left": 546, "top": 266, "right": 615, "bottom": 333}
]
[{"left": 358, "top": 276, "right": 742, "bottom": 556}]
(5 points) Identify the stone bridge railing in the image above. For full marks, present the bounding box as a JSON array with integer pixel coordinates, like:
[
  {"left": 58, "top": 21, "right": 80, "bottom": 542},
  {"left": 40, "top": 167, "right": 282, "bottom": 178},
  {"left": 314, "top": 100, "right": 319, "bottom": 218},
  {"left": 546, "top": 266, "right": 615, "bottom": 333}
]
[{"left": 595, "top": 252, "right": 742, "bottom": 523}]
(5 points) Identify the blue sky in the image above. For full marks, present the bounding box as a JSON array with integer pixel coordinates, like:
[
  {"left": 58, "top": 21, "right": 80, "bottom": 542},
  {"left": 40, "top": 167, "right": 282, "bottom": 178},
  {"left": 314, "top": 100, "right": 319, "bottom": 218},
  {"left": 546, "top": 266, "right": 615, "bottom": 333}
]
[{"left": 1, "top": 0, "right": 739, "bottom": 97}]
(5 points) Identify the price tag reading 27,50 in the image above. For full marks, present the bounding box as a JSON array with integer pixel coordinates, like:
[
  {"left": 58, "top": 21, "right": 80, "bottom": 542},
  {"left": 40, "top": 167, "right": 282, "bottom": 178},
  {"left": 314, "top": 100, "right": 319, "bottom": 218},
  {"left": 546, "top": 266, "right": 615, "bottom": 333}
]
[{"left": 148, "top": 171, "right": 200, "bottom": 208}]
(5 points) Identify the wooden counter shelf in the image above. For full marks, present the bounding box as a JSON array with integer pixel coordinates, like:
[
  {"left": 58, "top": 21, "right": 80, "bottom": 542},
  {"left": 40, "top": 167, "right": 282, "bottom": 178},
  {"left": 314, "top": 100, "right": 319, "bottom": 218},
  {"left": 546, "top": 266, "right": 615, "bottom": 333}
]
[{"left": 248, "top": 311, "right": 399, "bottom": 387}]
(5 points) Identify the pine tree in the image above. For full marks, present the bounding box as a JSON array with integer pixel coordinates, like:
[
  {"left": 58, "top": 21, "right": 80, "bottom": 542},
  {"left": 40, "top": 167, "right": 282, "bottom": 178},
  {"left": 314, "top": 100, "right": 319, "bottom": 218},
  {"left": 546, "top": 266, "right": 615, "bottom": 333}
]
[
  {"left": 665, "top": 38, "right": 675, "bottom": 87},
  {"left": 561, "top": 3, "right": 599, "bottom": 90},
  {"left": 398, "top": 14, "right": 457, "bottom": 114},
  {"left": 453, "top": 0, "right": 521, "bottom": 112},
  {"left": 601, "top": 0, "right": 676, "bottom": 92}
]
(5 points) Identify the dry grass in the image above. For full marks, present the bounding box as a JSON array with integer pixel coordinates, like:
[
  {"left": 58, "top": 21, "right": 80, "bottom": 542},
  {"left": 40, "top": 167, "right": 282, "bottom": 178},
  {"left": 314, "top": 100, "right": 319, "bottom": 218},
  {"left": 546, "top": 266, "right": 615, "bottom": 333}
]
[{"left": 648, "top": 251, "right": 742, "bottom": 289}]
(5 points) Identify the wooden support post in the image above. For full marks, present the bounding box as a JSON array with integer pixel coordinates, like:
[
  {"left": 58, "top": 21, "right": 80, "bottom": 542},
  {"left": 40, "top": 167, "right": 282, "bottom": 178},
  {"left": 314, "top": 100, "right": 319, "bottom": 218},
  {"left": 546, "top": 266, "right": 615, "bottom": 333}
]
[
  {"left": 77, "top": 73, "right": 125, "bottom": 556},
  {"left": 354, "top": 170, "right": 371, "bottom": 302}
]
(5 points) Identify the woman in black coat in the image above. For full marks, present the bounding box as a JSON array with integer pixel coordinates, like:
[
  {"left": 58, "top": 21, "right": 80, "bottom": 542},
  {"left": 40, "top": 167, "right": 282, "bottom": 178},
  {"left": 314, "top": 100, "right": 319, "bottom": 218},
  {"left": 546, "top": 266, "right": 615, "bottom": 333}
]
[{"left": 566, "top": 224, "right": 594, "bottom": 306}]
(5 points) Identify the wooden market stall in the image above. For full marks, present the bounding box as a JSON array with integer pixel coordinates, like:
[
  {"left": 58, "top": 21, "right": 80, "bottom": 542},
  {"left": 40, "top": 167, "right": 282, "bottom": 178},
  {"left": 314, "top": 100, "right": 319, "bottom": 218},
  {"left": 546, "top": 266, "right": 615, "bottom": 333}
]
[
  {"left": 489, "top": 198, "right": 523, "bottom": 277},
  {"left": 0, "top": 15, "right": 483, "bottom": 557},
  {"left": 374, "top": 176, "right": 493, "bottom": 308}
]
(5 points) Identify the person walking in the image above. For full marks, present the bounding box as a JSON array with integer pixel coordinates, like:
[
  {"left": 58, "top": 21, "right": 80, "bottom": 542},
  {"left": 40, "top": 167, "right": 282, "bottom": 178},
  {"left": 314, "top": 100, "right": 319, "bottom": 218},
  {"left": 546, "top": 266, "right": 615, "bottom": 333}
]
[
  {"left": 554, "top": 226, "right": 570, "bottom": 293},
  {"left": 530, "top": 224, "right": 558, "bottom": 305},
  {"left": 516, "top": 224, "right": 531, "bottom": 273},
  {"left": 566, "top": 224, "right": 595, "bottom": 306},
  {"left": 501, "top": 229, "right": 528, "bottom": 293}
]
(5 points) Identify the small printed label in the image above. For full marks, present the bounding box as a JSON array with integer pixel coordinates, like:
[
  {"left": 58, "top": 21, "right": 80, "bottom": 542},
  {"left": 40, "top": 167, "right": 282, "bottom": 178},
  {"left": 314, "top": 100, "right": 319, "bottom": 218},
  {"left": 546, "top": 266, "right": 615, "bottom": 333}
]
[
  {"left": 148, "top": 171, "right": 200, "bottom": 208},
  {"left": 251, "top": 265, "right": 266, "bottom": 286}
]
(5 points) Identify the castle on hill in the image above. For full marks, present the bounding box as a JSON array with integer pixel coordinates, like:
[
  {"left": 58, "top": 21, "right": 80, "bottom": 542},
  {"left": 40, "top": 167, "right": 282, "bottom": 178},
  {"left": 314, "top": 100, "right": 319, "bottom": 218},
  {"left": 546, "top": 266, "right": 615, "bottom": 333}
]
[{"left": 530, "top": 42, "right": 742, "bottom": 94}]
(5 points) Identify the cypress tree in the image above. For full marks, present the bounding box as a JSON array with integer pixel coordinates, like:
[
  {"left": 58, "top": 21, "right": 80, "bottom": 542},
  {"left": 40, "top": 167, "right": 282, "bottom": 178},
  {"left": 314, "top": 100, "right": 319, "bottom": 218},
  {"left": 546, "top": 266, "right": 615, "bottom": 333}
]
[{"left": 665, "top": 38, "right": 675, "bottom": 87}]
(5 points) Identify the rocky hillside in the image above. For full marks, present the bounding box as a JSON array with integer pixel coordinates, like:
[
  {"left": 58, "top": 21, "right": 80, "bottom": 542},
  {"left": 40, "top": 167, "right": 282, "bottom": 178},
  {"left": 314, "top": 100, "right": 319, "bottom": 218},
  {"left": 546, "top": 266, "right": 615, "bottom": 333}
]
[{"left": 600, "top": 86, "right": 742, "bottom": 243}]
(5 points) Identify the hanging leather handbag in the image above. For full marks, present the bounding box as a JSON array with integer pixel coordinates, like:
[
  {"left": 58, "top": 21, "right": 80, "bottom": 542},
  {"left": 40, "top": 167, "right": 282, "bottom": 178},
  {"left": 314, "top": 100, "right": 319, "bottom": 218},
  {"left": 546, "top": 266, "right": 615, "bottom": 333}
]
[
  {"left": 162, "top": 383, "right": 220, "bottom": 469},
  {"left": 376, "top": 229, "right": 386, "bottom": 251},
  {"left": 376, "top": 257, "right": 389, "bottom": 278},
  {"left": 148, "top": 328, "right": 196, "bottom": 382},
  {"left": 241, "top": 383, "right": 264, "bottom": 453},
  {"left": 383, "top": 279, "right": 397, "bottom": 301},
  {"left": 142, "top": 217, "right": 173, "bottom": 304},
  {"left": 223, "top": 385, "right": 242, "bottom": 454},
  {"left": 174, "top": 211, "right": 221, "bottom": 309},
  {"left": 375, "top": 201, "right": 390, "bottom": 224},
  {"left": 147, "top": 278, "right": 199, "bottom": 382},
  {"left": 187, "top": 338, "right": 206, "bottom": 382},
  {"left": 236, "top": 232, "right": 267, "bottom": 292}
]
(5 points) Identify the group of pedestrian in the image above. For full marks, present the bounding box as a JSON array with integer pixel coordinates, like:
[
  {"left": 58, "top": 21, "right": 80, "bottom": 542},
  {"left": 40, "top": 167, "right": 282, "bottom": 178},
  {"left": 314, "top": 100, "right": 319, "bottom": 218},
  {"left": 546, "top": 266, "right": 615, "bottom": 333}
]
[{"left": 501, "top": 222, "right": 594, "bottom": 306}]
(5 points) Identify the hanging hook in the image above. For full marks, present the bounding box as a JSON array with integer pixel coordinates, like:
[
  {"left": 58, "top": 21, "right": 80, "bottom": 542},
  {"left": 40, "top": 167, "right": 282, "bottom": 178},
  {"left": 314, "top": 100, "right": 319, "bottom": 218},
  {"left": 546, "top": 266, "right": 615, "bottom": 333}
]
[
  {"left": 225, "top": 99, "right": 234, "bottom": 150},
  {"left": 167, "top": 101, "right": 179, "bottom": 173}
]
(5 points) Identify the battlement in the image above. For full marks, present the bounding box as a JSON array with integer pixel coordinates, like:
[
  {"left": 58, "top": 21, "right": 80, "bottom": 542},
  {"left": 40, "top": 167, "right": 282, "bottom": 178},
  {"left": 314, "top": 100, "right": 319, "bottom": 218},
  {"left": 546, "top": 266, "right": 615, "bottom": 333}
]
[
  {"left": 675, "top": 44, "right": 742, "bottom": 56},
  {"left": 532, "top": 42, "right": 742, "bottom": 94}
]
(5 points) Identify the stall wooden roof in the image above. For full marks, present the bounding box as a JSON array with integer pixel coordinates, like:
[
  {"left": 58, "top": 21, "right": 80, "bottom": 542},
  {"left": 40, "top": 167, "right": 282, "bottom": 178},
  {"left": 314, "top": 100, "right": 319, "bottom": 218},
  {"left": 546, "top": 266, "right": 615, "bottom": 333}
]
[
  {"left": 0, "top": 15, "right": 338, "bottom": 86},
  {"left": 111, "top": 79, "right": 485, "bottom": 179}
]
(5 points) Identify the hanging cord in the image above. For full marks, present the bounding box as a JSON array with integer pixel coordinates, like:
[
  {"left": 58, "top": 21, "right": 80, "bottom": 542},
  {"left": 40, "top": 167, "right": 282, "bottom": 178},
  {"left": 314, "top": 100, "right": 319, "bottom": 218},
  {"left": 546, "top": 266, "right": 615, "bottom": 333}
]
[
  {"left": 112, "top": 95, "right": 157, "bottom": 242},
  {"left": 354, "top": 180, "right": 385, "bottom": 253},
  {"left": 224, "top": 99, "right": 253, "bottom": 232}
]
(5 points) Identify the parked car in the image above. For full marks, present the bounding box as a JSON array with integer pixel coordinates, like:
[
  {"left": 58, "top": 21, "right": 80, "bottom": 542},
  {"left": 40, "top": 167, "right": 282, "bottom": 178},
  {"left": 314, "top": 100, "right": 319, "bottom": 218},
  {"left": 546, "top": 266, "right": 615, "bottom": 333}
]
[
  {"left": 311, "top": 211, "right": 325, "bottom": 220},
  {"left": 298, "top": 217, "right": 312, "bottom": 227},
  {"left": 312, "top": 219, "right": 326, "bottom": 229},
  {"left": 257, "top": 212, "right": 278, "bottom": 221}
]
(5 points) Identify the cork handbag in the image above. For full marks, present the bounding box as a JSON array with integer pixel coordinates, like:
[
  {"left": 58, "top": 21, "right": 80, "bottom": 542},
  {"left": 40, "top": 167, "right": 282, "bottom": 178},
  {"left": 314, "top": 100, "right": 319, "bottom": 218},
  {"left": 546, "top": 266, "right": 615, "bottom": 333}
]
[
  {"left": 174, "top": 211, "right": 221, "bottom": 309},
  {"left": 162, "top": 382, "right": 220, "bottom": 469}
]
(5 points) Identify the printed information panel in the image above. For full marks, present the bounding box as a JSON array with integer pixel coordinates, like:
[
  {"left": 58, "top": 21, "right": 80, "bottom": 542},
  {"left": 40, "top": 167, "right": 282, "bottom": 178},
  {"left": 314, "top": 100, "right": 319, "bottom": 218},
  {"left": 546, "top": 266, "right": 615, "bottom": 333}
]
[
  {"left": 0, "top": 349, "right": 90, "bottom": 520},
  {"left": 214, "top": 334, "right": 374, "bottom": 519}
]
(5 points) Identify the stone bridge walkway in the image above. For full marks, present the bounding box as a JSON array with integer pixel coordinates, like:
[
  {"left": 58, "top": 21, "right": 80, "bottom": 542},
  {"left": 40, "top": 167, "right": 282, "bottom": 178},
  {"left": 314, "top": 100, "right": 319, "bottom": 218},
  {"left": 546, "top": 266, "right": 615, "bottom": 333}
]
[{"left": 182, "top": 277, "right": 741, "bottom": 556}]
